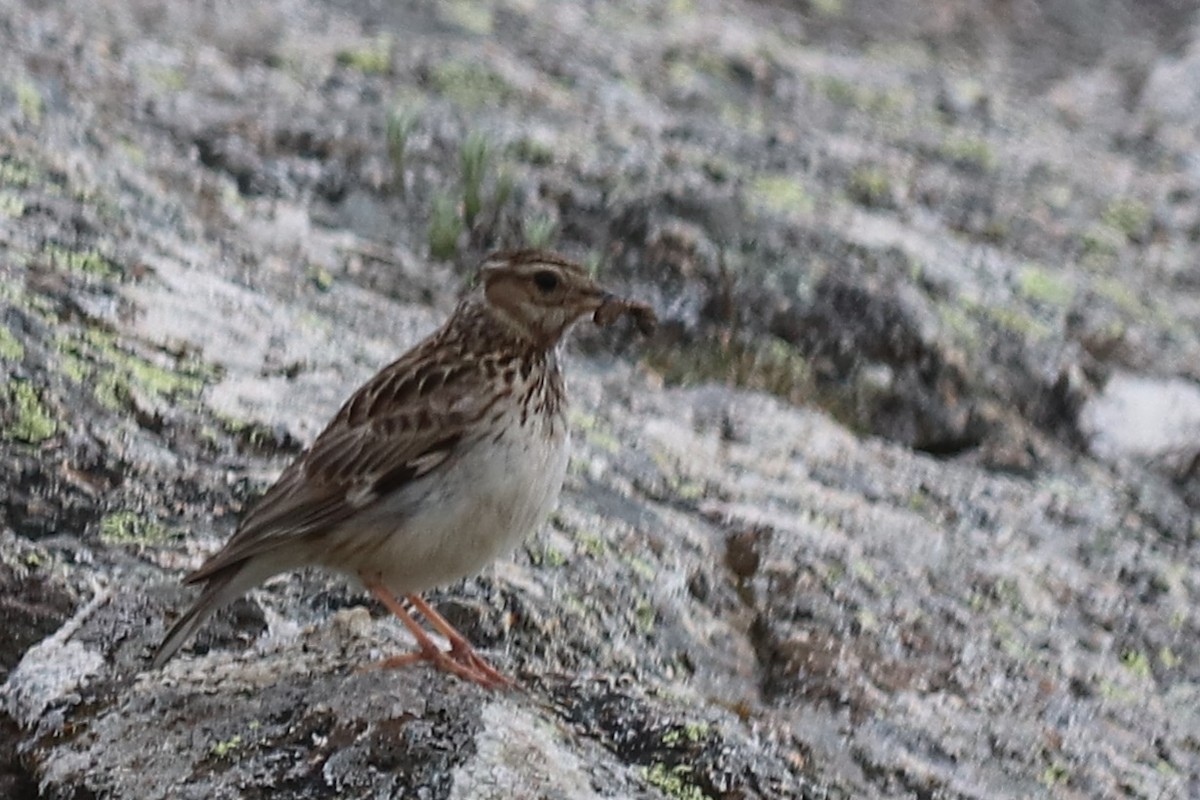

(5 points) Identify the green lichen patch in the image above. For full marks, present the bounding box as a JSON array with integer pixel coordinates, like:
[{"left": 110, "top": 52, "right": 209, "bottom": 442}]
[
  {"left": 748, "top": 174, "right": 814, "bottom": 217},
  {"left": 1, "top": 379, "right": 58, "bottom": 443},
  {"left": 336, "top": 36, "right": 393, "bottom": 74},
  {"left": 1016, "top": 264, "right": 1074, "bottom": 306},
  {"left": 0, "top": 324, "right": 24, "bottom": 360},
  {"left": 15, "top": 79, "right": 44, "bottom": 126},
  {"left": 847, "top": 165, "right": 894, "bottom": 207},
  {"left": 0, "top": 191, "right": 25, "bottom": 218},
  {"left": 1102, "top": 197, "right": 1150, "bottom": 242},
  {"left": 428, "top": 61, "right": 515, "bottom": 109},
  {"left": 440, "top": 0, "right": 493, "bottom": 35},
  {"left": 56, "top": 329, "right": 218, "bottom": 415},
  {"left": 42, "top": 244, "right": 122, "bottom": 279},
  {"left": 0, "top": 154, "right": 43, "bottom": 189},
  {"left": 660, "top": 721, "right": 711, "bottom": 747},
  {"left": 209, "top": 734, "right": 244, "bottom": 760},
  {"left": 98, "top": 511, "right": 175, "bottom": 546},
  {"left": 939, "top": 134, "right": 997, "bottom": 173},
  {"left": 640, "top": 763, "right": 710, "bottom": 800}
]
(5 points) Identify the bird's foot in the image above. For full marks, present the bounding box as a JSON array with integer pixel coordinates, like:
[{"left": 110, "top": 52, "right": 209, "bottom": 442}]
[{"left": 371, "top": 641, "right": 511, "bottom": 689}]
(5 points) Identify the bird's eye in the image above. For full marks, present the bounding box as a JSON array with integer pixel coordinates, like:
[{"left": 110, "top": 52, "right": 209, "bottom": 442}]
[{"left": 532, "top": 270, "right": 559, "bottom": 293}]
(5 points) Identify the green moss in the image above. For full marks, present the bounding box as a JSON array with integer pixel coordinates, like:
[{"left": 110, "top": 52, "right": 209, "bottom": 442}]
[
  {"left": 1079, "top": 223, "right": 1123, "bottom": 264},
  {"left": 209, "top": 734, "right": 243, "bottom": 759},
  {"left": 1102, "top": 197, "right": 1150, "bottom": 241},
  {"left": 640, "top": 764, "right": 709, "bottom": 800},
  {"left": 43, "top": 244, "right": 121, "bottom": 279},
  {"left": 940, "top": 135, "right": 997, "bottom": 172},
  {"left": 99, "top": 511, "right": 173, "bottom": 546},
  {"left": 441, "top": 0, "right": 493, "bottom": 34},
  {"left": 529, "top": 544, "right": 567, "bottom": 569},
  {"left": 981, "top": 303, "right": 1053, "bottom": 341},
  {"left": 847, "top": 165, "right": 892, "bottom": 207},
  {"left": 0, "top": 156, "right": 41, "bottom": 189},
  {"left": 634, "top": 599, "right": 656, "bottom": 633},
  {"left": 575, "top": 531, "right": 607, "bottom": 558},
  {"left": 661, "top": 721, "right": 710, "bottom": 746},
  {"left": 1039, "top": 763, "right": 1070, "bottom": 788},
  {"left": 1016, "top": 264, "right": 1073, "bottom": 306},
  {"left": 0, "top": 325, "right": 24, "bottom": 361},
  {"left": 307, "top": 264, "right": 334, "bottom": 292},
  {"left": 625, "top": 555, "right": 657, "bottom": 582},
  {"left": 812, "top": 75, "right": 906, "bottom": 115},
  {"left": 1158, "top": 646, "right": 1180, "bottom": 669},
  {"left": 0, "top": 191, "right": 25, "bottom": 218},
  {"left": 1, "top": 380, "right": 57, "bottom": 443},
  {"left": 429, "top": 61, "right": 514, "bottom": 108},
  {"left": 143, "top": 66, "right": 186, "bottom": 92},
  {"left": 336, "top": 36, "right": 392, "bottom": 74},
  {"left": 748, "top": 174, "right": 814, "bottom": 216},
  {"left": 1092, "top": 276, "right": 1145, "bottom": 317},
  {"left": 1120, "top": 649, "right": 1152, "bottom": 679}
]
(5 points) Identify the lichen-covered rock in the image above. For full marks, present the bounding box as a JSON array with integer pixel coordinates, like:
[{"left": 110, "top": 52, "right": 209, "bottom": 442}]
[{"left": 3, "top": 0, "right": 1200, "bottom": 797}]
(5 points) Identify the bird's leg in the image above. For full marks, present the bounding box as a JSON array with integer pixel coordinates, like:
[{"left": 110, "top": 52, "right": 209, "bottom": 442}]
[
  {"left": 406, "top": 593, "right": 513, "bottom": 688},
  {"left": 361, "top": 580, "right": 508, "bottom": 689}
]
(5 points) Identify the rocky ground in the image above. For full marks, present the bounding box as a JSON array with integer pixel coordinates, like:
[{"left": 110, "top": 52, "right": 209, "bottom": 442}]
[{"left": 2, "top": 0, "right": 1200, "bottom": 797}]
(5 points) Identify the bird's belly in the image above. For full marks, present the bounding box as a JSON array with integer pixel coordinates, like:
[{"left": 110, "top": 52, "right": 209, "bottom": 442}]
[{"left": 330, "top": 420, "right": 570, "bottom": 593}]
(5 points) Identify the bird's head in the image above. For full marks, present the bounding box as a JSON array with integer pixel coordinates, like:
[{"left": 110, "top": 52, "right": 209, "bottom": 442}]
[{"left": 477, "top": 250, "right": 613, "bottom": 349}]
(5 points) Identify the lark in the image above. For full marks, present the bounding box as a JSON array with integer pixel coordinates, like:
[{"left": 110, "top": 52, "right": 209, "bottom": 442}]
[{"left": 151, "top": 250, "right": 655, "bottom": 688}]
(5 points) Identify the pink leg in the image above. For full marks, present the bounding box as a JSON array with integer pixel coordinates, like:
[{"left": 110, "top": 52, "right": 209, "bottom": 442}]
[
  {"left": 360, "top": 580, "right": 510, "bottom": 689},
  {"left": 407, "top": 594, "right": 513, "bottom": 689}
]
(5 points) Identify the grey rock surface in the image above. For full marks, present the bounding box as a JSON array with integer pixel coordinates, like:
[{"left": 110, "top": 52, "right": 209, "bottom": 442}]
[{"left": 2, "top": 0, "right": 1199, "bottom": 798}]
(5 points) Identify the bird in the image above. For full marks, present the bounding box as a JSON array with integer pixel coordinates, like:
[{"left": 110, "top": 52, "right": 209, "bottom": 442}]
[{"left": 150, "top": 249, "right": 656, "bottom": 688}]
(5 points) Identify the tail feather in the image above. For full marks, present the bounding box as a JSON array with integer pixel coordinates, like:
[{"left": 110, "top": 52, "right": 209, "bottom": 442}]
[{"left": 150, "top": 570, "right": 245, "bottom": 670}]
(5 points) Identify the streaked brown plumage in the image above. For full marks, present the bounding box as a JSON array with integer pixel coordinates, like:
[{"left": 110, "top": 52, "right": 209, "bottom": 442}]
[{"left": 152, "top": 250, "right": 655, "bottom": 687}]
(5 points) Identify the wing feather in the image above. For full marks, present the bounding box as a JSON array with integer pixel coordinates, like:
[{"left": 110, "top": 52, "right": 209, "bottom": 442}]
[{"left": 186, "top": 340, "right": 508, "bottom": 584}]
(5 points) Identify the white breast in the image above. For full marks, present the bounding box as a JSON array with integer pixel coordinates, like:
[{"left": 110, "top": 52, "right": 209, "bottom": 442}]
[{"left": 326, "top": 405, "right": 570, "bottom": 594}]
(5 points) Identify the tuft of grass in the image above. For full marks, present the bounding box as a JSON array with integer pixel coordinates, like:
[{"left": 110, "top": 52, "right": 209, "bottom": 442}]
[
  {"left": 460, "top": 131, "right": 490, "bottom": 228},
  {"left": 386, "top": 107, "right": 419, "bottom": 193},
  {"left": 428, "top": 192, "right": 464, "bottom": 261},
  {"left": 15, "top": 80, "right": 43, "bottom": 126},
  {"left": 522, "top": 213, "right": 557, "bottom": 249}
]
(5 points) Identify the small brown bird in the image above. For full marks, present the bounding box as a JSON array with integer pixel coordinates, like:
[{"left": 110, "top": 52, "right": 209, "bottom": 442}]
[{"left": 152, "top": 250, "right": 655, "bottom": 687}]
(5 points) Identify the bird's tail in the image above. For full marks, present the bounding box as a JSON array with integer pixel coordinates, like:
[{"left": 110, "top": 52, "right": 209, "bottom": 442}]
[{"left": 150, "top": 569, "right": 246, "bottom": 670}]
